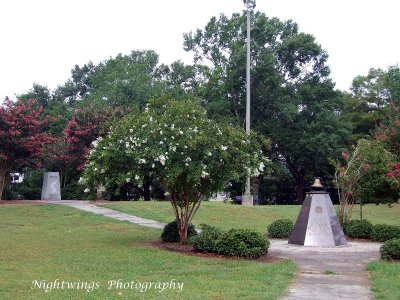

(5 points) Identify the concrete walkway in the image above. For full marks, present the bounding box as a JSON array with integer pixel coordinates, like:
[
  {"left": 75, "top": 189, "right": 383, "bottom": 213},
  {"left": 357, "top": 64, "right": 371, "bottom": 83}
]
[
  {"left": 45, "top": 200, "right": 381, "bottom": 300},
  {"left": 45, "top": 200, "right": 166, "bottom": 229},
  {"left": 270, "top": 240, "right": 381, "bottom": 300}
]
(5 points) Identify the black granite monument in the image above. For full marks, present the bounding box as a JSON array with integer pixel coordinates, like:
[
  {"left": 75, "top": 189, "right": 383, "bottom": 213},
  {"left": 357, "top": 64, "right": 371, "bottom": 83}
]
[{"left": 288, "top": 178, "right": 347, "bottom": 247}]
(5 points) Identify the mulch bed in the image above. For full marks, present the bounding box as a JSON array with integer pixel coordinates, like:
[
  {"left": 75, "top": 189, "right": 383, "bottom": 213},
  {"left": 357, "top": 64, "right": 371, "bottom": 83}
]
[{"left": 153, "top": 241, "right": 282, "bottom": 263}]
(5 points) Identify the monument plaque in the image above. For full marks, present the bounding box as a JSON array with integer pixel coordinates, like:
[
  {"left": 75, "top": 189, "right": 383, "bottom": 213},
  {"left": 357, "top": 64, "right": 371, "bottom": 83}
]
[
  {"left": 41, "top": 172, "right": 61, "bottom": 200},
  {"left": 288, "top": 179, "right": 347, "bottom": 247}
]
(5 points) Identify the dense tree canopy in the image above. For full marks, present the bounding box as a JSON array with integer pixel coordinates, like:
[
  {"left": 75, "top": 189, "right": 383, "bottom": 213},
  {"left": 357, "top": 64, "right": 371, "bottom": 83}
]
[
  {"left": 4, "top": 9, "right": 398, "bottom": 205},
  {"left": 183, "top": 12, "right": 351, "bottom": 202},
  {"left": 342, "top": 65, "right": 400, "bottom": 142},
  {"left": 52, "top": 50, "right": 200, "bottom": 108}
]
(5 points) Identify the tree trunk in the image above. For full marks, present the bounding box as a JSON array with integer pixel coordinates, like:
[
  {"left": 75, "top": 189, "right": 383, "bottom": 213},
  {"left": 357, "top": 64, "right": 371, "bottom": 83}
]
[
  {"left": 178, "top": 222, "right": 189, "bottom": 243},
  {"left": 143, "top": 179, "right": 151, "bottom": 201},
  {"left": 284, "top": 156, "right": 307, "bottom": 205},
  {"left": 0, "top": 169, "right": 8, "bottom": 200},
  {"left": 295, "top": 175, "right": 306, "bottom": 204}
]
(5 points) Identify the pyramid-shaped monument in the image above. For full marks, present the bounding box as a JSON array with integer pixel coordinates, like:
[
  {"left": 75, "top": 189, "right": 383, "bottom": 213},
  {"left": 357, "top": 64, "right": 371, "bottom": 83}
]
[{"left": 288, "top": 179, "right": 347, "bottom": 247}]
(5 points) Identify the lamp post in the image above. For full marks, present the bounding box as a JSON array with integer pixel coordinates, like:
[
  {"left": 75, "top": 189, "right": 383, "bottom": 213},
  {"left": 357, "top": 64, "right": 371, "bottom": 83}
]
[{"left": 242, "top": 0, "right": 256, "bottom": 206}]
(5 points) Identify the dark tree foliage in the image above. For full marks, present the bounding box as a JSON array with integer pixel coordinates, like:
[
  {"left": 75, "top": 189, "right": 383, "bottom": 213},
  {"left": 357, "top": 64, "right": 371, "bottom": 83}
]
[{"left": 183, "top": 12, "right": 351, "bottom": 202}]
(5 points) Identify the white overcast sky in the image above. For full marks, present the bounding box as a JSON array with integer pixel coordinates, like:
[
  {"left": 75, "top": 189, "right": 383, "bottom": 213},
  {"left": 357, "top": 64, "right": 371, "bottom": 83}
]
[{"left": 1, "top": 0, "right": 399, "bottom": 101}]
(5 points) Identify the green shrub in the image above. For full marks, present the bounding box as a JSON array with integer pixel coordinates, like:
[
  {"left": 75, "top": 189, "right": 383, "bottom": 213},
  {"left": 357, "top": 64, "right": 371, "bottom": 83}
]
[
  {"left": 215, "top": 229, "right": 270, "bottom": 258},
  {"left": 344, "top": 219, "right": 373, "bottom": 239},
  {"left": 267, "top": 219, "right": 294, "bottom": 238},
  {"left": 380, "top": 238, "right": 400, "bottom": 260},
  {"left": 372, "top": 224, "right": 400, "bottom": 242},
  {"left": 62, "top": 181, "right": 93, "bottom": 200},
  {"left": 161, "top": 220, "right": 198, "bottom": 243},
  {"left": 191, "top": 224, "right": 223, "bottom": 252},
  {"left": 17, "top": 186, "right": 41, "bottom": 200}
]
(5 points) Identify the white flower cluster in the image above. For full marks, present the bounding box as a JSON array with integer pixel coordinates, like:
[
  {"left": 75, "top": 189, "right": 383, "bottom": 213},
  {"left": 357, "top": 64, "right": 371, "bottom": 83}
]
[
  {"left": 201, "top": 171, "right": 209, "bottom": 178},
  {"left": 155, "top": 155, "right": 166, "bottom": 166}
]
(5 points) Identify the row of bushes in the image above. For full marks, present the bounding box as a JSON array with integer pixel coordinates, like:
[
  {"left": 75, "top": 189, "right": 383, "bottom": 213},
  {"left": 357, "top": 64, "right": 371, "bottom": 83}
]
[
  {"left": 266, "top": 218, "right": 400, "bottom": 243},
  {"left": 266, "top": 218, "right": 400, "bottom": 242},
  {"left": 344, "top": 220, "right": 400, "bottom": 260},
  {"left": 161, "top": 219, "right": 400, "bottom": 260},
  {"left": 266, "top": 218, "right": 400, "bottom": 260},
  {"left": 344, "top": 220, "right": 400, "bottom": 242},
  {"left": 161, "top": 222, "right": 269, "bottom": 258}
]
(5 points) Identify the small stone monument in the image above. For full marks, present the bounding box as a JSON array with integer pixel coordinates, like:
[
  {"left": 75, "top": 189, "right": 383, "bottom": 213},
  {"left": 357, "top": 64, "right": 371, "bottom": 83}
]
[
  {"left": 288, "top": 178, "right": 347, "bottom": 247},
  {"left": 41, "top": 172, "right": 61, "bottom": 200}
]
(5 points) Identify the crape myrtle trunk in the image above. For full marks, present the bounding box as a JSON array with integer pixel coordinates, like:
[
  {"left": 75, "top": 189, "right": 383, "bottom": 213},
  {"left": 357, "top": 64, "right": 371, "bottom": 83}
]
[{"left": 171, "top": 189, "right": 201, "bottom": 242}]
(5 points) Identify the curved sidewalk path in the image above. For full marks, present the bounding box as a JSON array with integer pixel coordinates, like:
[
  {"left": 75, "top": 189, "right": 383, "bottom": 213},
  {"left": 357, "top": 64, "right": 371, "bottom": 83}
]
[
  {"left": 45, "top": 200, "right": 166, "bottom": 229},
  {"left": 45, "top": 200, "right": 381, "bottom": 300}
]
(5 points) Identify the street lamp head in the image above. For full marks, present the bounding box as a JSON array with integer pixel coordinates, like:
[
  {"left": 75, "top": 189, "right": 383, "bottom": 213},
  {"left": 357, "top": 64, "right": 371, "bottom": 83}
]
[{"left": 243, "top": 0, "right": 256, "bottom": 9}]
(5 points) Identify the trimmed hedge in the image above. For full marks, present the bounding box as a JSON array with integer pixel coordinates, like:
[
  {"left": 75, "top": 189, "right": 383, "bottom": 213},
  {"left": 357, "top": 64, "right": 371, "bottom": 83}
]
[
  {"left": 216, "top": 229, "right": 269, "bottom": 258},
  {"left": 267, "top": 219, "right": 294, "bottom": 238},
  {"left": 371, "top": 224, "right": 400, "bottom": 242},
  {"left": 344, "top": 219, "right": 373, "bottom": 239},
  {"left": 161, "top": 220, "right": 198, "bottom": 243},
  {"left": 380, "top": 238, "right": 400, "bottom": 260},
  {"left": 192, "top": 224, "right": 223, "bottom": 252},
  {"left": 191, "top": 226, "right": 270, "bottom": 258}
]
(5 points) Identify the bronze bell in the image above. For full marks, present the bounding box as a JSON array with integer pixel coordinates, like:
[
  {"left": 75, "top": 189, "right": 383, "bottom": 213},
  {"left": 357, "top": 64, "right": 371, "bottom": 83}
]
[{"left": 311, "top": 178, "right": 324, "bottom": 191}]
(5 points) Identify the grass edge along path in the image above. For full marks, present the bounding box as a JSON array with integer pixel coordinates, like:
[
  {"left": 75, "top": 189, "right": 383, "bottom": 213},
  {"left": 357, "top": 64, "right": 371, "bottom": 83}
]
[
  {"left": 367, "top": 260, "right": 400, "bottom": 300},
  {"left": 0, "top": 204, "right": 295, "bottom": 300}
]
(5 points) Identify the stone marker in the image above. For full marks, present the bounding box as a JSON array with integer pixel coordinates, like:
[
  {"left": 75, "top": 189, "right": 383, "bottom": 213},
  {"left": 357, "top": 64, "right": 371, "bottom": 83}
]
[
  {"left": 288, "top": 178, "right": 347, "bottom": 247},
  {"left": 41, "top": 172, "right": 61, "bottom": 200}
]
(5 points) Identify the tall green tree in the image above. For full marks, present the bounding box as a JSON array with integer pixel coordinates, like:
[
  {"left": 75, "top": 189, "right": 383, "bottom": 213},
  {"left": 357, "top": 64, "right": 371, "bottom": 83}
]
[
  {"left": 17, "top": 83, "right": 52, "bottom": 107},
  {"left": 342, "top": 65, "right": 400, "bottom": 144},
  {"left": 183, "top": 12, "right": 351, "bottom": 202},
  {"left": 53, "top": 50, "right": 201, "bottom": 109},
  {"left": 155, "top": 61, "right": 206, "bottom": 99},
  {"left": 54, "top": 50, "right": 169, "bottom": 108}
]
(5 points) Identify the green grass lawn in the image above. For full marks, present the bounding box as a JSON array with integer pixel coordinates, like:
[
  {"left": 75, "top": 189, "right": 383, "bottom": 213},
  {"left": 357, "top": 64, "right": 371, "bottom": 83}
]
[
  {"left": 100, "top": 201, "right": 400, "bottom": 231},
  {"left": 0, "top": 204, "right": 294, "bottom": 300},
  {"left": 101, "top": 201, "right": 300, "bottom": 232},
  {"left": 99, "top": 201, "right": 400, "bottom": 300},
  {"left": 351, "top": 204, "right": 400, "bottom": 225},
  {"left": 367, "top": 261, "right": 400, "bottom": 300}
]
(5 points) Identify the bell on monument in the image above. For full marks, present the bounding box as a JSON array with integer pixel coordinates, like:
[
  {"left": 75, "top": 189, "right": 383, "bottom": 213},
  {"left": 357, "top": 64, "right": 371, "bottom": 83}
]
[
  {"left": 311, "top": 178, "right": 323, "bottom": 190},
  {"left": 288, "top": 178, "right": 347, "bottom": 247}
]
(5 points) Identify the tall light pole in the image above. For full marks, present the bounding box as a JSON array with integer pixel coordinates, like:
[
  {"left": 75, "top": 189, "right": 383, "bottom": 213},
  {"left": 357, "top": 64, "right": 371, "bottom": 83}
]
[{"left": 242, "top": 0, "right": 256, "bottom": 206}]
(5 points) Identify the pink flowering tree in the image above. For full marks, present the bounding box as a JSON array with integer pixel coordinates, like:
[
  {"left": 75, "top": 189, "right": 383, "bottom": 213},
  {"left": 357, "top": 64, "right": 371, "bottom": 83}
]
[
  {"left": 43, "top": 104, "right": 125, "bottom": 188},
  {"left": 333, "top": 139, "right": 396, "bottom": 224},
  {"left": 82, "top": 98, "right": 269, "bottom": 242},
  {"left": 375, "top": 103, "right": 400, "bottom": 198},
  {"left": 385, "top": 163, "right": 400, "bottom": 192},
  {"left": 0, "top": 99, "right": 55, "bottom": 200}
]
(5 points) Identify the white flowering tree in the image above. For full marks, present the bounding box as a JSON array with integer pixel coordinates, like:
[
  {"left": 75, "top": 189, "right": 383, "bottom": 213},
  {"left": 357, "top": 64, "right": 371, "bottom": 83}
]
[{"left": 82, "top": 98, "right": 269, "bottom": 242}]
